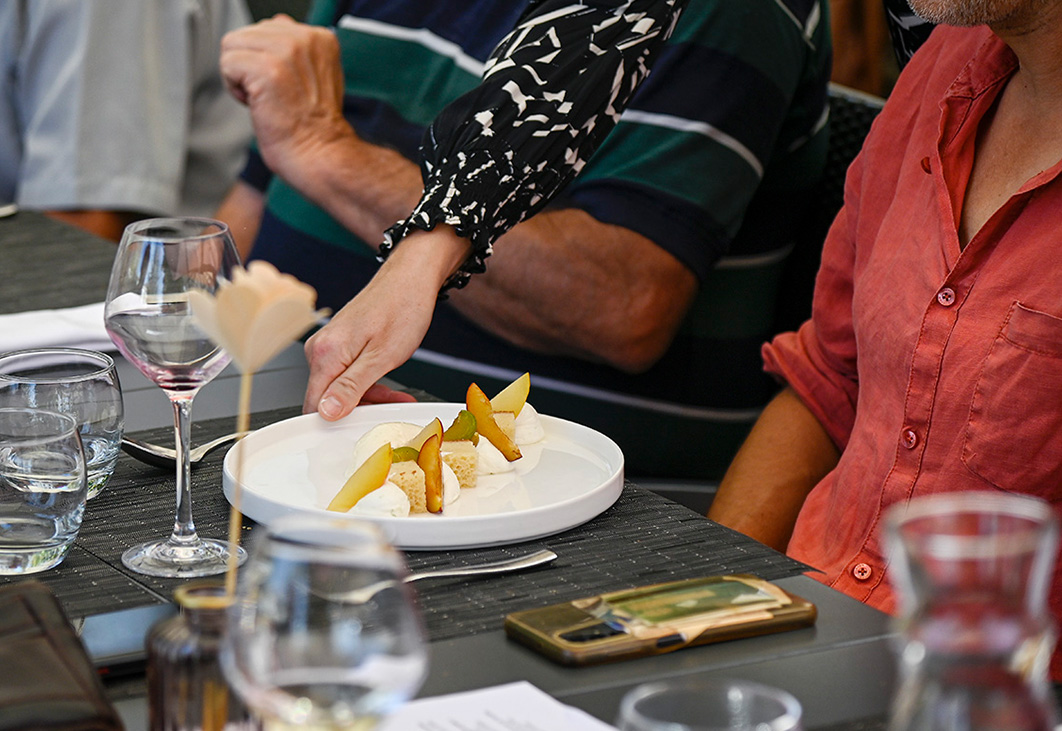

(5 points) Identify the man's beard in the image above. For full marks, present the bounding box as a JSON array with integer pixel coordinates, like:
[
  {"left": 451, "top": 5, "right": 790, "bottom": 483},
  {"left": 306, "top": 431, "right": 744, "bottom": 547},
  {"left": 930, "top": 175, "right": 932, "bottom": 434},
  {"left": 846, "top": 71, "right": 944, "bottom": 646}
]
[{"left": 906, "top": 0, "right": 1048, "bottom": 25}]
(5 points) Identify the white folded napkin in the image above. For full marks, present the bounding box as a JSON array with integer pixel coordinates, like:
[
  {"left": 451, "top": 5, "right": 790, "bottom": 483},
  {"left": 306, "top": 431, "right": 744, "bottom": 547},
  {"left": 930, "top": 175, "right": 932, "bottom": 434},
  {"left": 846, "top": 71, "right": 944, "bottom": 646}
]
[{"left": 0, "top": 302, "right": 116, "bottom": 353}]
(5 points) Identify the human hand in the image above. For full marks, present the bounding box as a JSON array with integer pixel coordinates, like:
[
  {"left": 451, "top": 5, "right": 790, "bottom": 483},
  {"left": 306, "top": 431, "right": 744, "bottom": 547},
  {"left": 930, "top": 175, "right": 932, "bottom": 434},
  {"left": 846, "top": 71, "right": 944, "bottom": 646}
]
[
  {"left": 303, "top": 227, "right": 472, "bottom": 420},
  {"left": 219, "top": 15, "right": 351, "bottom": 182},
  {"left": 359, "top": 382, "right": 418, "bottom": 405},
  {"left": 303, "top": 260, "right": 440, "bottom": 420}
]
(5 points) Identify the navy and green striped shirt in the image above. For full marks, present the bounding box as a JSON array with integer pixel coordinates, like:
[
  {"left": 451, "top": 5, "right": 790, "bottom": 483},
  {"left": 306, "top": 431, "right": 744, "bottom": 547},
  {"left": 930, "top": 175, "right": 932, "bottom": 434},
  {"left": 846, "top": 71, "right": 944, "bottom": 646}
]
[{"left": 247, "top": 0, "right": 832, "bottom": 480}]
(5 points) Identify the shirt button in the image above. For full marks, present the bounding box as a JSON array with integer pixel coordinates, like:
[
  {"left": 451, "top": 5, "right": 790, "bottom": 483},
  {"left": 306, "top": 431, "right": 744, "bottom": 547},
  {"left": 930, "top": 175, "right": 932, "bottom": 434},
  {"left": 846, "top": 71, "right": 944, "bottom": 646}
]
[
  {"left": 901, "top": 428, "right": 918, "bottom": 449},
  {"left": 937, "top": 288, "right": 956, "bottom": 306},
  {"left": 920, "top": 156, "right": 932, "bottom": 174},
  {"left": 852, "top": 563, "right": 873, "bottom": 581}
]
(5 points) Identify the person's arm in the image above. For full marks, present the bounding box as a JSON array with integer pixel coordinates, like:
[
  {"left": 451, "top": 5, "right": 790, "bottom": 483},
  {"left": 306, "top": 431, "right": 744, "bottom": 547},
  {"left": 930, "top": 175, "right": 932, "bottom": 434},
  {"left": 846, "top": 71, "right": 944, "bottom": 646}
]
[
  {"left": 219, "top": 17, "right": 424, "bottom": 247},
  {"left": 381, "top": 0, "right": 688, "bottom": 290},
  {"left": 706, "top": 387, "right": 840, "bottom": 552},
  {"left": 302, "top": 225, "right": 472, "bottom": 418},
  {"left": 44, "top": 210, "right": 141, "bottom": 243},
  {"left": 219, "top": 15, "right": 692, "bottom": 371},
  {"left": 451, "top": 210, "right": 697, "bottom": 372},
  {"left": 214, "top": 180, "right": 266, "bottom": 261}
]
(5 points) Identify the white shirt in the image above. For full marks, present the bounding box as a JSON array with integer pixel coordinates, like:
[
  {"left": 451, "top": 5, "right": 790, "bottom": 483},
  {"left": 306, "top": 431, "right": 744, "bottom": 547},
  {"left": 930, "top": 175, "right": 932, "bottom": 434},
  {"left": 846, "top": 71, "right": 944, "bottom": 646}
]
[{"left": 0, "top": 0, "right": 253, "bottom": 217}]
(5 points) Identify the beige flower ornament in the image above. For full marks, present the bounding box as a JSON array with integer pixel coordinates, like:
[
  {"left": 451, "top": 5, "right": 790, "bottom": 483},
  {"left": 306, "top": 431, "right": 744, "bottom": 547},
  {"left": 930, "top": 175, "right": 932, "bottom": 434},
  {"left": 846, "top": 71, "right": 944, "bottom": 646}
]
[
  {"left": 189, "top": 260, "right": 329, "bottom": 373},
  {"left": 189, "top": 260, "right": 329, "bottom": 596}
]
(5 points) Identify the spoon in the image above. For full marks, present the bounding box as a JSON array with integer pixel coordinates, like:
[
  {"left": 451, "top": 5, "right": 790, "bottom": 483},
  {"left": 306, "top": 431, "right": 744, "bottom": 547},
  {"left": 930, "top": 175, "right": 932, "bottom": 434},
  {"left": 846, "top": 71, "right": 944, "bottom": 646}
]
[
  {"left": 120, "top": 431, "right": 249, "bottom": 469},
  {"left": 328, "top": 549, "right": 558, "bottom": 604}
]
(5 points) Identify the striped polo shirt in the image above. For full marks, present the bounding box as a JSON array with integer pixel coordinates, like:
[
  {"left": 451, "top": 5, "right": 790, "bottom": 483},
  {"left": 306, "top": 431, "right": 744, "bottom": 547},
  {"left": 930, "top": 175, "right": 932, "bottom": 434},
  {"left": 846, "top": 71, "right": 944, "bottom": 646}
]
[{"left": 246, "top": 0, "right": 832, "bottom": 480}]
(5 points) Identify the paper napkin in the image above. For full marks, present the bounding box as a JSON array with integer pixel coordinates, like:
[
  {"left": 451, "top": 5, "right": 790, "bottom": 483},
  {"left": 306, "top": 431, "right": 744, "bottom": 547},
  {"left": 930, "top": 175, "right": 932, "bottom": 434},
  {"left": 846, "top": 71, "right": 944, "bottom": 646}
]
[
  {"left": 378, "top": 681, "right": 619, "bottom": 731},
  {"left": 0, "top": 302, "right": 114, "bottom": 353}
]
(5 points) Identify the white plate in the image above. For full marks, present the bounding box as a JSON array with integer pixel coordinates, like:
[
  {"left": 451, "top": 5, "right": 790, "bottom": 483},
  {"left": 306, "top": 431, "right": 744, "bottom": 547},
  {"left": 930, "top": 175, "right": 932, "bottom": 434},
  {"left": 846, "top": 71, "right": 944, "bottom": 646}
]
[{"left": 222, "top": 403, "right": 624, "bottom": 550}]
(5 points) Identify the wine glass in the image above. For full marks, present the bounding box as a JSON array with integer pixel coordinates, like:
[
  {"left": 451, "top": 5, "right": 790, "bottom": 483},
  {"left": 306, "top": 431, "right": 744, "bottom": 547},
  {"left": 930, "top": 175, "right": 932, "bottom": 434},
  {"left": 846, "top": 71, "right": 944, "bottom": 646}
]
[
  {"left": 221, "top": 515, "right": 428, "bottom": 729},
  {"left": 104, "top": 217, "right": 245, "bottom": 578}
]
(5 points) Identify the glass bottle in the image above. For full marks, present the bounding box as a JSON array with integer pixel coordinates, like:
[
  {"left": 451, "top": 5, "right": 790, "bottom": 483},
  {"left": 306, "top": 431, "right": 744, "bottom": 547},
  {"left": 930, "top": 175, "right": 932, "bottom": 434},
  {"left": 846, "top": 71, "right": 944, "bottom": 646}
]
[
  {"left": 885, "top": 492, "right": 1060, "bottom": 731},
  {"left": 147, "top": 581, "right": 256, "bottom": 730}
]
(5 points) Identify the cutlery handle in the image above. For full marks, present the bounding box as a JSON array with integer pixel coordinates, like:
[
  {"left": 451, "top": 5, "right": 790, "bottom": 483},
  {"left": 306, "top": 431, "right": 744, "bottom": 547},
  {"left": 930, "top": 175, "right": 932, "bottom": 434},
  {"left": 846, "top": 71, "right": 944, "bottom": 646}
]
[{"left": 404, "top": 549, "right": 557, "bottom": 583}]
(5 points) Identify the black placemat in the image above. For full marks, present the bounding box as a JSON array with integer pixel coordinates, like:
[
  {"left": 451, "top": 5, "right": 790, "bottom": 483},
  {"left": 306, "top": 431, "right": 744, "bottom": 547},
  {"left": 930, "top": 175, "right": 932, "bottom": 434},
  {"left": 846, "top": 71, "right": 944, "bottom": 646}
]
[{"left": 0, "top": 406, "right": 811, "bottom": 642}]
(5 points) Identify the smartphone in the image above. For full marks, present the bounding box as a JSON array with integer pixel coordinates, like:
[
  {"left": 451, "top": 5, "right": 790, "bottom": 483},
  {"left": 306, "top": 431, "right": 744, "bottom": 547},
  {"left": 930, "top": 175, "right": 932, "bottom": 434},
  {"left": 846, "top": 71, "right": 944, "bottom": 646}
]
[{"left": 504, "top": 574, "right": 816, "bottom": 666}]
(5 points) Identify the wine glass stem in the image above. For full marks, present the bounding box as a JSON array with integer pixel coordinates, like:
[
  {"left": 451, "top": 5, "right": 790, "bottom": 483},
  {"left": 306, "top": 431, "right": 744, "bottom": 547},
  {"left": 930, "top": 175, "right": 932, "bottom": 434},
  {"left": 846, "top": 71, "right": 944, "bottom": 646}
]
[{"left": 169, "top": 394, "right": 200, "bottom": 545}]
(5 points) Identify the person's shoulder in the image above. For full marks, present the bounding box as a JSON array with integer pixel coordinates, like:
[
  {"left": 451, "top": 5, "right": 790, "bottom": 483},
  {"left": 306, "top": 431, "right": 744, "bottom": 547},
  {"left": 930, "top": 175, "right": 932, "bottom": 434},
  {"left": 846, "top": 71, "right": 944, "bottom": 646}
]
[{"left": 669, "top": 0, "right": 830, "bottom": 68}]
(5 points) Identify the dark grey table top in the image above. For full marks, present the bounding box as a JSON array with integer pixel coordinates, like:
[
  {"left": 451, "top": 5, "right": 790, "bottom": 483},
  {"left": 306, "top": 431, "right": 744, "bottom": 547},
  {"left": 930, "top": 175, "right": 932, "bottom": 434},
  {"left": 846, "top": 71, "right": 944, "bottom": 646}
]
[{"left": 0, "top": 209, "right": 116, "bottom": 313}]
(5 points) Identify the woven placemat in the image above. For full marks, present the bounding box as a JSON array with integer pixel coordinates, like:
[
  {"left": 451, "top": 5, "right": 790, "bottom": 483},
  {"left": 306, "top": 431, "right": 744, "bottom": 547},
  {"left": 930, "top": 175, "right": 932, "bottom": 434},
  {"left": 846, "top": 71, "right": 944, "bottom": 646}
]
[{"left": 0, "top": 406, "right": 811, "bottom": 641}]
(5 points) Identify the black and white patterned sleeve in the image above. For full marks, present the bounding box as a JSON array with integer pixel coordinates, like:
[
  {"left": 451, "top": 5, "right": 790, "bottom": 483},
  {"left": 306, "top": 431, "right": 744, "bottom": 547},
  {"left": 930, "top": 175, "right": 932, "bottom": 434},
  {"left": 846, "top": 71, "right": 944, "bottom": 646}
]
[{"left": 380, "top": 0, "right": 686, "bottom": 293}]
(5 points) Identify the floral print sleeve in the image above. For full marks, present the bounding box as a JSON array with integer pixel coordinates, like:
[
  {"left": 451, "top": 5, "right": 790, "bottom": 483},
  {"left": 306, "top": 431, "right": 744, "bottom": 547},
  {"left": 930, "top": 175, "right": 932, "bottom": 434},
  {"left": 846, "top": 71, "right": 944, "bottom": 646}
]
[{"left": 380, "top": 0, "right": 686, "bottom": 293}]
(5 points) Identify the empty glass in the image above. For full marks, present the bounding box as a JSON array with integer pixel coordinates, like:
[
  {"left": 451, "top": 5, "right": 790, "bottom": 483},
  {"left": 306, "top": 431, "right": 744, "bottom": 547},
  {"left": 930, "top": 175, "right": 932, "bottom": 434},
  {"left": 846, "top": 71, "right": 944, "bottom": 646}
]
[
  {"left": 616, "top": 678, "right": 803, "bottom": 731},
  {"left": 886, "top": 491, "right": 1060, "bottom": 731},
  {"left": 0, "top": 408, "right": 87, "bottom": 573},
  {"left": 221, "top": 515, "right": 428, "bottom": 729},
  {"left": 105, "top": 217, "right": 243, "bottom": 577},
  {"left": 0, "top": 348, "right": 123, "bottom": 499}
]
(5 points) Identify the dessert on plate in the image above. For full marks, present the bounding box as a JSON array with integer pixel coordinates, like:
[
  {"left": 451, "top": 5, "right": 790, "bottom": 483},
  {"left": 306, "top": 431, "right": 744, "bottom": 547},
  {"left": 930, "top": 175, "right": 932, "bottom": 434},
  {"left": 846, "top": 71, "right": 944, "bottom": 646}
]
[{"left": 326, "top": 373, "right": 544, "bottom": 518}]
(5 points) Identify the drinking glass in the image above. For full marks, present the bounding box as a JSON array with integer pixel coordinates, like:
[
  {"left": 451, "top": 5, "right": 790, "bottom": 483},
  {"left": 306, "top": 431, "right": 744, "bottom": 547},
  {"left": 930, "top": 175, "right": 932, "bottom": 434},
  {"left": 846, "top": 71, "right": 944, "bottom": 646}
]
[
  {"left": 0, "top": 348, "right": 123, "bottom": 499},
  {"left": 885, "top": 492, "right": 1060, "bottom": 731},
  {"left": 104, "top": 217, "right": 245, "bottom": 578},
  {"left": 616, "top": 678, "right": 803, "bottom": 731},
  {"left": 0, "top": 408, "right": 87, "bottom": 573},
  {"left": 221, "top": 515, "right": 428, "bottom": 729}
]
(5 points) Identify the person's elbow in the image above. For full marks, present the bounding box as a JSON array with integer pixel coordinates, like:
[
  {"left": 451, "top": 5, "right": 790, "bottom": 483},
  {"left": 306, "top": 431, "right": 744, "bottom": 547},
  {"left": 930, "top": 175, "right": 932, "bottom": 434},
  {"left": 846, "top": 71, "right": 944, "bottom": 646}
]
[{"left": 596, "top": 287, "right": 692, "bottom": 374}]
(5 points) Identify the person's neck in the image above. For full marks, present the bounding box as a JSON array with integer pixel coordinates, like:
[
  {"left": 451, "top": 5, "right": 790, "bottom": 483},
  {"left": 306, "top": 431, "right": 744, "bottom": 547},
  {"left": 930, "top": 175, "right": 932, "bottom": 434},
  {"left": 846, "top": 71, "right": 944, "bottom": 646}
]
[{"left": 992, "top": 3, "right": 1062, "bottom": 105}]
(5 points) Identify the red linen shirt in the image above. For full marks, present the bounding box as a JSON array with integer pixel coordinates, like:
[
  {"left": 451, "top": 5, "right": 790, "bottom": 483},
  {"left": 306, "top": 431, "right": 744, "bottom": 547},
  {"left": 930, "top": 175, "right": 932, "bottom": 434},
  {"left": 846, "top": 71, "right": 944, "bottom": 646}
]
[{"left": 764, "top": 25, "right": 1062, "bottom": 671}]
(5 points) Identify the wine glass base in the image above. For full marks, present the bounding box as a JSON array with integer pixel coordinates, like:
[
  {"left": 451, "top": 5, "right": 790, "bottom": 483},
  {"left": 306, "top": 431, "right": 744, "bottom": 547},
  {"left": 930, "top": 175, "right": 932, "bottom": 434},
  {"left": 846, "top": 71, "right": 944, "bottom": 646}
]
[{"left": 121, "top": 537, "right": 247, "bottom": 578}]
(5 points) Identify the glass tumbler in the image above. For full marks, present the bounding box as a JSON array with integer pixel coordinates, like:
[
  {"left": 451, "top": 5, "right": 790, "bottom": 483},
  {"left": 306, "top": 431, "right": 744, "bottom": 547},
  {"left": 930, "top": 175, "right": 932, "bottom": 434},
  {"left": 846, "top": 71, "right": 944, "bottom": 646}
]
[
  {"left": 885, "top": 491, "right": 1061, "bottom": 731},
  {"left": 0, "top": 407, "right": 87, "bottom": 573},
  {"left": 616, "top": 677, "right": 803, "bottom": 731},
  {"left": 0, "top": 348, "right": 123, "bottom": 499}
]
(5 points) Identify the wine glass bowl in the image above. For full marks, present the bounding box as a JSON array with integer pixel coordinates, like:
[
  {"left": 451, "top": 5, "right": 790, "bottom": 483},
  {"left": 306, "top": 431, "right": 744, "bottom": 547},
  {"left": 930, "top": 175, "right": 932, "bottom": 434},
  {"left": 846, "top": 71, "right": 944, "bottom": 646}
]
[
  {"left": 222, "top": 515, "right": 428, "bottom": 728},
  {"left": 104, "top": 217, "right": 245, "bottom": 578}
]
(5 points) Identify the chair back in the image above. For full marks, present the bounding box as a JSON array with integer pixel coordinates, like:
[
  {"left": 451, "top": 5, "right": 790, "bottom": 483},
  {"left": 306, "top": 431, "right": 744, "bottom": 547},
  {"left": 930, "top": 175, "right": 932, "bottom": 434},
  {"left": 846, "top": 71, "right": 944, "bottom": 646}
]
[{"left": 772, "top": 83, "right": 885, "bottom": 333}]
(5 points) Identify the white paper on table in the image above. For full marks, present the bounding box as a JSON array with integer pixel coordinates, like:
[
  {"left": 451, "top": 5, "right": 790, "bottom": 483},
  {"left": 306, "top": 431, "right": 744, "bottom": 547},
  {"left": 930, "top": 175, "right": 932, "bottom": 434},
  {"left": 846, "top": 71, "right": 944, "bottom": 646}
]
[
  {"left": 378, "top": 681, "right": 619, "bottom": 731},
  {"left": 0, "top": 302, "right": 115, "bottom": 352}
]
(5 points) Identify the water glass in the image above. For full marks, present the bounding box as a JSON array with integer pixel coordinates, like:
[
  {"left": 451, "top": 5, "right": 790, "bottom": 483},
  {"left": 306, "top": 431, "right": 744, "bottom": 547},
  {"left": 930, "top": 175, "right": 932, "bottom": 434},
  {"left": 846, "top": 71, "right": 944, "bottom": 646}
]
[
  {"left": 0, "top": 408, "right": 87, "bottom": 573},
  {"left": 221, "top": 515, "right": 428, "bottom": 729},
  {"left": 0, "top": 348, "right": 123, "bottom": 499},
  {"left": 885, "top": 491, "right": 1060, "bottom": 731},
  {"left": 616, "top": 678, "right": 803, "bottom": 731}
]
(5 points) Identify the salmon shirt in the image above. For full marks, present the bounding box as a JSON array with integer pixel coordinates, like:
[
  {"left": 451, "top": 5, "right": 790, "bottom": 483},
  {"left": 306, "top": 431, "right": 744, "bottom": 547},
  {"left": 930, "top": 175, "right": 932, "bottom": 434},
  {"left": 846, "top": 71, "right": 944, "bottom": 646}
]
[{"left": 763, "top": 25, "right": 1062, "bottom": 675}]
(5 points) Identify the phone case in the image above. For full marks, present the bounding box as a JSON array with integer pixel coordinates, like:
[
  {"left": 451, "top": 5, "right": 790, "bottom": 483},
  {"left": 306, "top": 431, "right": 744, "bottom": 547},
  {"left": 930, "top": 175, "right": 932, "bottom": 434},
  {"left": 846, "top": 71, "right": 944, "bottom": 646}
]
[{"left": 504, "top": 574, "right": 817, "bottom": 666}]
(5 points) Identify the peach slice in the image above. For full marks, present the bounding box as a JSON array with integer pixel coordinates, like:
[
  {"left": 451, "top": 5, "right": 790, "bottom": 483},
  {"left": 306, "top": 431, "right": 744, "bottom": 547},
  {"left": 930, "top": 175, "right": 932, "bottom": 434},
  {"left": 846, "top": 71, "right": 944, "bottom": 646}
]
[
  {"left": 467, "top": 383, "right": 522, "bottom": 461},
  {"left": 327, "top": 443, "right": 392, "bottom": 511},
  {"left": 419, "top": 433, "right": 443, "bottom": 514},
  {"left": 405, "top": 418, "right": 443, "bottom": 451},
  {"left": 490, "top": 372, "right": 530, "bottom": 417}
]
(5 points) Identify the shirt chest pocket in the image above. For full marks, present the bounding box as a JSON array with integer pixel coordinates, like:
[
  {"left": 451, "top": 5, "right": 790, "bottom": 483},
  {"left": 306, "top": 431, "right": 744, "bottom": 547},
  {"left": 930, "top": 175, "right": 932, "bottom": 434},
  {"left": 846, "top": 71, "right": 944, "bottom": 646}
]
[{"left": 962, "top": 302, "right": 1062, "bottom": 497}]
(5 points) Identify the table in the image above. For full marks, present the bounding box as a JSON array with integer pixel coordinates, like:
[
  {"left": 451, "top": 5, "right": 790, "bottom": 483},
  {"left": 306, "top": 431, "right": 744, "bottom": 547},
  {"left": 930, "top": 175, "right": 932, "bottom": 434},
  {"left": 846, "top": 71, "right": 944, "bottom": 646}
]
[
  {"left": 28, "top": 406, "right": 894, "bottom": 730},
  {"left": 1, "top": 210, "right": 898, "bottom": 729}
]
